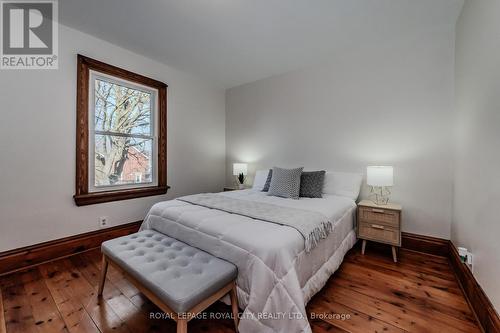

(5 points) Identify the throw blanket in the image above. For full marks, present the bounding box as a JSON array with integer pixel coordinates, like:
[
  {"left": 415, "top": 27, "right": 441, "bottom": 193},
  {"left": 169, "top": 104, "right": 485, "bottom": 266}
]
[{"left": 177, "top": 193, "right": 331, "bottom": 252}]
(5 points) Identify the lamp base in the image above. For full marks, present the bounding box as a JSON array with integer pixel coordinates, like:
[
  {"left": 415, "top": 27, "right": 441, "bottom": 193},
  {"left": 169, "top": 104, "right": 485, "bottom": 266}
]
[{"left": 369, "top": 186, "right": 391, "bottom": 205}]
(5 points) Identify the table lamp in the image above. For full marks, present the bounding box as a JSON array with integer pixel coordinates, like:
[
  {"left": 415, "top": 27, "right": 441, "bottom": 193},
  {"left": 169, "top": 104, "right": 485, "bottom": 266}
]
[
  {"left": 233, "top": 163, "right": 248, "bottom": 189},
  {"left": 367, "top": 166, "right": 393, "bottom": 205}
]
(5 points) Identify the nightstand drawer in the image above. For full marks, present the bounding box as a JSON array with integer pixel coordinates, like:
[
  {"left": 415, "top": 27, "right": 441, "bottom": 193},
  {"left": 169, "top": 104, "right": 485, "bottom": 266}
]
[
  {"left": 358, "top": 222, "right": 400, "bottom": 245},
  {"left": 359, "top": 206, "right": 399, "bottom": 227}
]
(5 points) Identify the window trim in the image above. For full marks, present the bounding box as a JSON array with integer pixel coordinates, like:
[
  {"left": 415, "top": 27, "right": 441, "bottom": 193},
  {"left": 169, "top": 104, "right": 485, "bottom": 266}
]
[{"left": 74, "top": 55, "right": 169, "bottom": 206}]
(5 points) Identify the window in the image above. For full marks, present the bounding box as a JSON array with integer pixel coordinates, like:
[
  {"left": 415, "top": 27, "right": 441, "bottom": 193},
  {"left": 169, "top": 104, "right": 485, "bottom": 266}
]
[
  {"left": 91, "top": 73, "right": 156, "bottom": 190},
  {"left": 74, "top": 55, "right": 168, "bottom": 206}
]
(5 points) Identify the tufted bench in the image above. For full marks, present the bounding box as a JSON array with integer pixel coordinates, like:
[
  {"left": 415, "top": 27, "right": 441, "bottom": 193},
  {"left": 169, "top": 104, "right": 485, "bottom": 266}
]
[{"left": 98, "top": 230, "right": 239, "bottom": 333}]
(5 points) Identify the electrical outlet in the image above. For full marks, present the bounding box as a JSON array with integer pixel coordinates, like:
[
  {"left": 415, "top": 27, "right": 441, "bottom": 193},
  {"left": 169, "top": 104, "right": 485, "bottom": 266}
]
[
  {"left": 99, "top": 216, "right": 109, "bottom": 229},
  {"left": 466, "top": 252, "right": 474, "bottom": 273}
]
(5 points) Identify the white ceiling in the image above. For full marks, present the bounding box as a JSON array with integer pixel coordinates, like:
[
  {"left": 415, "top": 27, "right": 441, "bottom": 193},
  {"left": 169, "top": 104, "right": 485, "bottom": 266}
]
[{"left": 60, "top": 0, "right": 464, "bottom": 88}]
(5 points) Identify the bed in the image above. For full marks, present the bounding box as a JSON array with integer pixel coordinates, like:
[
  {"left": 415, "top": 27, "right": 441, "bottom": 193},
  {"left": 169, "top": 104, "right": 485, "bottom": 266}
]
[{"left": 140, "top": 172, "right": 360, "bottom": 333}]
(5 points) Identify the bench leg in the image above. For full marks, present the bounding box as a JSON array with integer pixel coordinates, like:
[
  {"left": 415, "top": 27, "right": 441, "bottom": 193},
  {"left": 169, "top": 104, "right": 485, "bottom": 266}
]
[
  {"left": 229, "top": 282, "right": 239, "bottom": 332},
  {"left": 176, "top": 318, "right": 187, "bottom": 333},
  {"left": 98, "top": 255, "right": 108, "bottom": 296}
]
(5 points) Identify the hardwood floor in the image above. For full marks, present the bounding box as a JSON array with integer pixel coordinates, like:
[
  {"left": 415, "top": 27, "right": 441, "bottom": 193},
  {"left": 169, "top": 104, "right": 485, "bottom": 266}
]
[{"left": 0, "top": 245, "right": 481, "bottom": 333}]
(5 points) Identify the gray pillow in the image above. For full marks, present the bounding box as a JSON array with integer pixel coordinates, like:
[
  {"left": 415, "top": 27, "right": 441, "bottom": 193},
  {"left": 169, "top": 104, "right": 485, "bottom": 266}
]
[
  {"left": 262, "top": 169, "right": 273, "bottom": 192},
  {"left": 300, "top": 171, "right": 326, "bottom": 198},
  {"left": 268, "top": 167, "right": 304, "bottom": 199}
]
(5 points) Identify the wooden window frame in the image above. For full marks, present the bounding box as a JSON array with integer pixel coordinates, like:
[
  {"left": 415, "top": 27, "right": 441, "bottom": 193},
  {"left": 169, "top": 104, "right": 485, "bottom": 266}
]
[{"left": 74, "top": 55, "right": 169, "bottom": 206}]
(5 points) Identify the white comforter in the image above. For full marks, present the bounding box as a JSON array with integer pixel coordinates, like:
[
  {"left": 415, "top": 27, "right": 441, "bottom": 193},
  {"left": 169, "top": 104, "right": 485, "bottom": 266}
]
[{"left": 140, "top": 189, "right": 357, "bottom": 333}]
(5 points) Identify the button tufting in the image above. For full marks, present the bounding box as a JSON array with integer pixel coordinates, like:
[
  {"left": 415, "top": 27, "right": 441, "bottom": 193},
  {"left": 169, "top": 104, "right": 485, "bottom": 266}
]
[{"left": 102, "top": 230, "right": 238, "bottom": 314}]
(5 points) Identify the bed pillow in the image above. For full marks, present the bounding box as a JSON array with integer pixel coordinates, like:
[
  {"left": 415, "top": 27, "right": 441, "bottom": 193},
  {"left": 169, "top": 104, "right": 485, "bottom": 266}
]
[
  {"left": 252, "top": 169, "right": 270, "bottom": 191},
  {"left": 268, "top": 167, "right": 303, "bottom": 199},
  {"left": 299, "top": 171, "right": 326, "bottom": 198},
  {"left": 262, "top": 169, "right": 273, "bottom": 192},
  {"left": 322, "top": 171, "right": 363, "bottom": 200}
]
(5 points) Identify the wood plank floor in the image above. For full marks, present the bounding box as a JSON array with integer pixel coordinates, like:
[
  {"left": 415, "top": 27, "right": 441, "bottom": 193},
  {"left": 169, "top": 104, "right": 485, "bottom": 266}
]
[{"left": 0, "top": 244, "right": 481, "bottom": 333}]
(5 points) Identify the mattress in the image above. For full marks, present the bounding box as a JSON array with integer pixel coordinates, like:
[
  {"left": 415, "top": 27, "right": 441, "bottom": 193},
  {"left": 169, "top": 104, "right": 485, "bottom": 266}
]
[{"left": 140, "top": 189, "right": 357, "bottom": 333}]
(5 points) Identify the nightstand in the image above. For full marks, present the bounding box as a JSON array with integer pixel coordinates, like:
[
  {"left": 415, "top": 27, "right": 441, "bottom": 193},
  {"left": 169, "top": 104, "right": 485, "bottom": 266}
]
[
  {"left": 357, "top": 200, "right": 402, "bottom": 262},
  {"left": 224, "top": 186, "right": 248, "bottom": 191}
]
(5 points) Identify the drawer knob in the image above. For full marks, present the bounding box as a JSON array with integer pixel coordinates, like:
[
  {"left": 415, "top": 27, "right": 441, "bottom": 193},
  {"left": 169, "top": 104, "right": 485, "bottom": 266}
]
[{"left": 371, "top": 224, "right": 385, "bottom": 230}]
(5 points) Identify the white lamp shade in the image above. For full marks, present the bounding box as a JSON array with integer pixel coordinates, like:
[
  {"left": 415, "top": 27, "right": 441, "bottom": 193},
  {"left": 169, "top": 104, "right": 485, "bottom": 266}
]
[
  {"left": 367, "top": 166, "right": 393, "bottom": 187},
  {"left": 233, "top": 163, "right": 248, "bottom": 176}
]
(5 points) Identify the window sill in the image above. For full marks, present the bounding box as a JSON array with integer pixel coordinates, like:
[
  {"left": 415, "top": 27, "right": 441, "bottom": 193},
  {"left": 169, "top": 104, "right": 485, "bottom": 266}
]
[{"left": 74, "top": 185, "right": 170, "bottom": 206}]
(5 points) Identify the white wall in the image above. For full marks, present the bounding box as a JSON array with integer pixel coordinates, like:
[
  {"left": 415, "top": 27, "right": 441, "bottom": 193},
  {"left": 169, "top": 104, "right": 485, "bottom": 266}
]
[
  {"left": 226, "top": 25, "right": 456, "bottom": 238},
  {"left": 0, "top": 25, "right": 226, "bottom": 252},
  {"left": 453, "top": 0, "right": 500, "bottom": 311}
]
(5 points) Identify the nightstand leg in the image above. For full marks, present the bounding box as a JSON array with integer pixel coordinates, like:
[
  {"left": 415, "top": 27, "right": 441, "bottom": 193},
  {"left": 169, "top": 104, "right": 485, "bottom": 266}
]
[
  {"left": 361, "top": 240, "right": 366, "bottom": 255},
  {"left": 392, "top": 246, "right": 397, "bottom": 263}
]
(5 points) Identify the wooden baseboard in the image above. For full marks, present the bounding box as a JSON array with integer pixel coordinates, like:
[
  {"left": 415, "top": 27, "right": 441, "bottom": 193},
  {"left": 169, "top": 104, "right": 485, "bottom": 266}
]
[
  {"left": 401, "top": 232, "right": 450, "bottom": 257},
  {"left": 361, "top": 232, "right": 449, "bottom": 257},
  {"left": 449, "top": 242, "right": 500, "bottom": 333},
  {"left": 0, "top": 221, "right": 141, "bottom": 276},
  {"left": 0, "top": 287, "right": 6, "bottom": 333}
]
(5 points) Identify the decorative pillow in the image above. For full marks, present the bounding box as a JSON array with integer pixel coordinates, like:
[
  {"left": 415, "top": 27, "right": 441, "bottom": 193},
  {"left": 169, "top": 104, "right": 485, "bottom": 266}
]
[
  {"left": 300, "top": 171, "right": 326, "bottom": 198},
  {"left": 268, "top": 167, "right": 303, "bottom": 199},
  {"left": 262, "top": 169, "right": 273, "bottom": 192}
]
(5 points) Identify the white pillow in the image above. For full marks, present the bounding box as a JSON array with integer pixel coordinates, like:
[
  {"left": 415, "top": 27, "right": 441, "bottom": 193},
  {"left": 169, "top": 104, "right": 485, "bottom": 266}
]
[
  {"left": 252, "top": 169, "right": 270, "bottom": 190},
  {"left": 323, "top": 172, "right": 363, "bottom": 200}
]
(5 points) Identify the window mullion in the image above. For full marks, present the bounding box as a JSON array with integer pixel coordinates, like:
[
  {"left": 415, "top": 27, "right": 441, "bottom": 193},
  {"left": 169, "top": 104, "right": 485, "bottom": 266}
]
[{"left": 94, "top": 130, "right": 154, "bottom": 140}]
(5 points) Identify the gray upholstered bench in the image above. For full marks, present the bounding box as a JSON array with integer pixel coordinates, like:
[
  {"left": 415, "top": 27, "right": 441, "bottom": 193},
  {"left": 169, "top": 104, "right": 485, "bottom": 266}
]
[{"left": 98, "top": 230, "right": 239, "bottom": 333}]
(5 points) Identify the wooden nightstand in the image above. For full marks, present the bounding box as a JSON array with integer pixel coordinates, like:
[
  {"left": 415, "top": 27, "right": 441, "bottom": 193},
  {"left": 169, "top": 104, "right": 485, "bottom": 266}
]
[
  {"left": 224, "top": 186, "right": 248, "bottom": 191},
  {"left": 357, "top": 200, "right": 402, "bottom": 262}
]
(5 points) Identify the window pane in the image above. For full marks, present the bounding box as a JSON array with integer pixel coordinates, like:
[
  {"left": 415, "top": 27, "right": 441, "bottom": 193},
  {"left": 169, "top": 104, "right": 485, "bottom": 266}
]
[
  {"left": 94, "top": 78, "right": 152, "bottom": 136},
  {"left": 94, "top": 134, "right": 153, "bottom": 187}
]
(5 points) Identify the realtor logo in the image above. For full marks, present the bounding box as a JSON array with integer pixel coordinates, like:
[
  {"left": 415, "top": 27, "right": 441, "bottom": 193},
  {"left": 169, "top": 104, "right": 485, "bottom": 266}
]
[{"left": 1, "top": 0, "right": 58, "bottom": 69}]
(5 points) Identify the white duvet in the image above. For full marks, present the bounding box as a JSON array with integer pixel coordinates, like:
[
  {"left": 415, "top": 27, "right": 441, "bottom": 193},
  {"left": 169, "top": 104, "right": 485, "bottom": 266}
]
[{"left": 140, "top": 189, "right": 357, "bottom": 333}]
